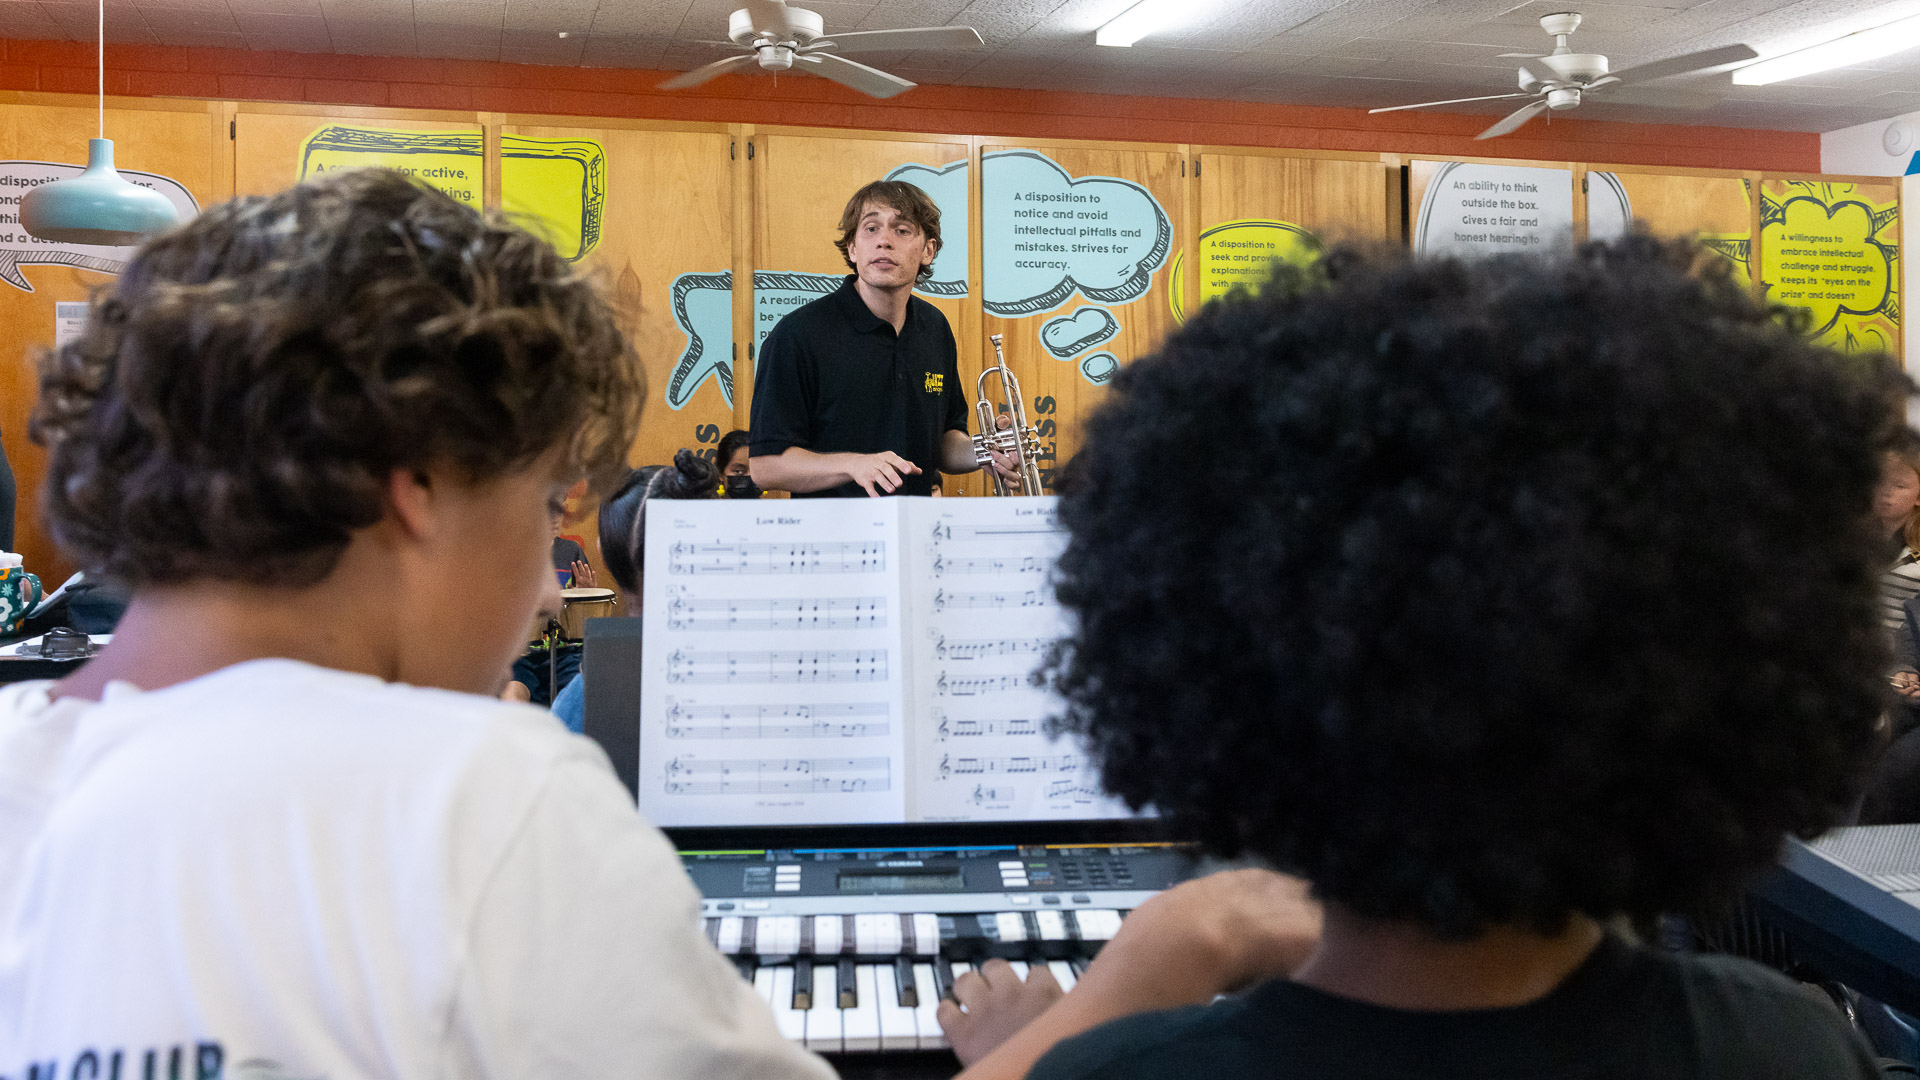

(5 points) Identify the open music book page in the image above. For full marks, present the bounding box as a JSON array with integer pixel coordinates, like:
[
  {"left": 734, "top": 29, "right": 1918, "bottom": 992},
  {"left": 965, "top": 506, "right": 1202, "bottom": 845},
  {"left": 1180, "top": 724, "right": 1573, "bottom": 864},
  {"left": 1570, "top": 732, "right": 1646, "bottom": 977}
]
[
  {"left": 636, "top": 497, "right": 1135, "bottom": 828},
  {"left": 901, "top": 498, "right": 1132, "bottom": 823},
  {"left": 639, "top": 499, "right": 908, "bottom": 826}
]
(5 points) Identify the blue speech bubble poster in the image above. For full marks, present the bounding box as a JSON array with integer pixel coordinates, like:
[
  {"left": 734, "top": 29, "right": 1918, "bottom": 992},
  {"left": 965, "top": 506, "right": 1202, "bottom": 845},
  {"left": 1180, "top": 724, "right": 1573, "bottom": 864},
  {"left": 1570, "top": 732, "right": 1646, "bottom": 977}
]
[
  {"left": 882, "top": 159, "right": 968, "bottom": 298},
  {"left": 982, "top": 150, "right": 1171, "bottom": 318}
]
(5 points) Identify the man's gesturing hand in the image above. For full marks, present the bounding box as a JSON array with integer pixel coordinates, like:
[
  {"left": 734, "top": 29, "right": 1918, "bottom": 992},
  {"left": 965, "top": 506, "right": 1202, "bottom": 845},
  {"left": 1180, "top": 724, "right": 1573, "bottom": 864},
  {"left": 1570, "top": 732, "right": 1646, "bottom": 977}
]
[{"left": 848, "top": 451, "right": 921, "bottom": 496}]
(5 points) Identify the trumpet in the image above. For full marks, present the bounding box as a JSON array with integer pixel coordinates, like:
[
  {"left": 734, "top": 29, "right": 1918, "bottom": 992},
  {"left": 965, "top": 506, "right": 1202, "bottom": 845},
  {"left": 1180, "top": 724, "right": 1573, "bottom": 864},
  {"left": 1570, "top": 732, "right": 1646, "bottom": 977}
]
[{"left": 971, "top": 333, "right": 1046, "bottom": 496}]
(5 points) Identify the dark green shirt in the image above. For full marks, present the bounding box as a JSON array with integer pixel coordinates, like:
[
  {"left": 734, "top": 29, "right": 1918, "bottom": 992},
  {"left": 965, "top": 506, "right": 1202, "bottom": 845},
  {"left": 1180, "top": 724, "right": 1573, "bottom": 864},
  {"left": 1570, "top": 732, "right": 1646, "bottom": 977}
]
[{"left": 1031, "top": 935, "right": 1880, "bottom": 1080}]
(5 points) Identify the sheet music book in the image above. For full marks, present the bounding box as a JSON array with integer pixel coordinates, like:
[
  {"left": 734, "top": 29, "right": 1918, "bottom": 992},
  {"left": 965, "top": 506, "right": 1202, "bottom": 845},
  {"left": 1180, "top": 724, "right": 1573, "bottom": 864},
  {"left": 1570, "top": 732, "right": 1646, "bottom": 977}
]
[{"left": 637, "top": 496, "right": 1135, "bottom": 828}]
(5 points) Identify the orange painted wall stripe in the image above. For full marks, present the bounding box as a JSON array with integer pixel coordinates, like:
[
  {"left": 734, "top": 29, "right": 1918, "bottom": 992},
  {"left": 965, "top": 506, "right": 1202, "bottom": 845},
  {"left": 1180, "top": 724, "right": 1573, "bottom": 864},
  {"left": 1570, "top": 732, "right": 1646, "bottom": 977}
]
[{"left": 0, "top": 35, "right": 1819, "bottom": 173}]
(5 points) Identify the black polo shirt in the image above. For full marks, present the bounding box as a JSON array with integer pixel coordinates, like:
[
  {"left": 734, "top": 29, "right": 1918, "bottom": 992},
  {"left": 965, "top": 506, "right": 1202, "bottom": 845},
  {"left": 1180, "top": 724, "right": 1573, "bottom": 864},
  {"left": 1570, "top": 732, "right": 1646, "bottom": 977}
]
[{"left": 749, "top": 275, "right": 970, "bottom": 498}]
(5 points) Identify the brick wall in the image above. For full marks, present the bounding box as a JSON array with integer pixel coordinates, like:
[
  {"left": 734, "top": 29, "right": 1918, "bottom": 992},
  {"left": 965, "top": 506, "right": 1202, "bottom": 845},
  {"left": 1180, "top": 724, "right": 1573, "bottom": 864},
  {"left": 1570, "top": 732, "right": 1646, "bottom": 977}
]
[{"left": 0, "top": 35, "right": 1820, "bottom": 174}]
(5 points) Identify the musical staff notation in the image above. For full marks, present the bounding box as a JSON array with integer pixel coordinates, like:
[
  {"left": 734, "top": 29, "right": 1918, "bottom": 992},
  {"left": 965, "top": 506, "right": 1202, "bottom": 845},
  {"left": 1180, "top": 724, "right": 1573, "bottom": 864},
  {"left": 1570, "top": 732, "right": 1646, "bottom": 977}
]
[
  {"left": 938, "top": 752, "right": 1083, "bottom": 778},
  {"left": 935, "top": 672, "right": 1028, "bottom": 697},
  {"left": 667, "top": 595, "right": 887, "bottom": 631},
  {"left": 931, "top": 554, "right": 1043, "bottom": 577},
  {"left": 930, "top": 521, "right": 1062, "bottom": 542},
  {"left": 936, "top": 715, "right": 1042, "bottom": 741},
  {"left": 1046, "top": 779, "right": 1104, "bottom": 802},
  {"left": 665, "top": 701, "right": 891, "bottom": 740},
  {"left": 667, "top": 649, "right": 889, "bottom": 684},
  {"left": 971, "top": 784, "right": 1016, "bottom": 806},
  {"left": 669, "top": 540, "right": 887, "bottom": 575},
  {"left": 665, "top": 756, "right": 891, "bottom": 795},
  {"left": 934, "top": 635, "right": 1047, "bottom": 661},
  {"left": 932, "top": 588, "right": 1053, "bottom": 612}
]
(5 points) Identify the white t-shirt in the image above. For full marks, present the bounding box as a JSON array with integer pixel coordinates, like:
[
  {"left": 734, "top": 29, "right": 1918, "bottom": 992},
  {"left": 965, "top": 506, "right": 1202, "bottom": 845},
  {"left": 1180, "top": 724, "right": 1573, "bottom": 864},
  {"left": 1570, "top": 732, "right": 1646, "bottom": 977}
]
[{"left": 0, "top": 658, "right": 836, "bottom": 1080}]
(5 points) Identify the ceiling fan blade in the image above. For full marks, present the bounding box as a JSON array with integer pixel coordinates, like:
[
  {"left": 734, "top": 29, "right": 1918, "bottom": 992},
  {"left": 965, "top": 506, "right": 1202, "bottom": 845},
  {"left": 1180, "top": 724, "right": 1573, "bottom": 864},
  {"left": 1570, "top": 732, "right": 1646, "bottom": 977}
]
[
  {"left": 659, "top": 53, "right": 757, "bottom": 89},
  {"left": 1476, "top": 98, "right": 1551, "bottom": 139},
  {"left": 796, "top": 52, "right": 916, "bottom": 97},
  {"left": 812, "top": 26, "right": 984, "bottom": 54},
  {"left": 1605, "top": 43, "right": 1758, "bottom": 85},
  {"left": 744, "top": 0, "right": 792, "bottom": 35},
  {"left": 1496, "top": 51, "right": 1545, "bottom": 58},
  {"left": 1369, "top": 91, "right": 1535, "bottom": 114}
]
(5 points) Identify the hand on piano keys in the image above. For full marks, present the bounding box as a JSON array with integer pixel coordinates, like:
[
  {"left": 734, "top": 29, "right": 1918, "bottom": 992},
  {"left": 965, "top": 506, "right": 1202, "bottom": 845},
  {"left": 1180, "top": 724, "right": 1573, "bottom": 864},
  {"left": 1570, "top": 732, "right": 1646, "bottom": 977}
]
[{"left": 703, "top": 907, "right": 1125, "bottom": 1055}]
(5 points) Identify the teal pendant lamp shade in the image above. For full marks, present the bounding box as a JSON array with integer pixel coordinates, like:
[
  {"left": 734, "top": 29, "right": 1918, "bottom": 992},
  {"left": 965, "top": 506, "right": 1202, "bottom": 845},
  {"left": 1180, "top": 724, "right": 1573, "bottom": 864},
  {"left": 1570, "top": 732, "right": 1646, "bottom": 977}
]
[
  {"left": 20, "top": 0, "right": 181, "bottom": 247},
  {"left": 20, "top": 138, "right": 180, "bottom": 246}
]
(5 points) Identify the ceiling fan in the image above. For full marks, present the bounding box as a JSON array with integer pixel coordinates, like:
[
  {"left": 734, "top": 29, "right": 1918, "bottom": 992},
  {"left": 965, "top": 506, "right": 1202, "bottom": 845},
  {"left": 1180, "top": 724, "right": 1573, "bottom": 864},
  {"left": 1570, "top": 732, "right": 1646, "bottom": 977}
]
[
  {"left": 661, "top": 0, "right": 985, "bottom": 99},
  {"left": 1369, "top": 12, "right": 1758, "bottom": 139}
]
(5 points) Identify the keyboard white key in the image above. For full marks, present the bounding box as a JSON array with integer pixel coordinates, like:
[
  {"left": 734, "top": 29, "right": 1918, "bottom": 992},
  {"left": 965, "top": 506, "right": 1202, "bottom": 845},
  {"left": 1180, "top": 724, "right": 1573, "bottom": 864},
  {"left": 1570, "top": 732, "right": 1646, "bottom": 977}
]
[
  {"left": 805, "top": 963, "right": 843, "bottom": 1052},
  {"left": 854, "top": 912, "right": 904, "bottom": 955},
  {"left": 842, "top": 965, "right": 883, "bottom": 1052},
  {"left": 912, "top": 963, "right": 946, "bottom": 1050},
  {"left": 812, "top": 914, "right": 843, "bottom": 956},
  {"left": 994, "top": 911, "right": 1028, "bottom": 943},
  {"left": 876, "top": 964, "right": 920, "bottom": 1050},
  {"left": 1008, "top": 960, "right": 1030, "bottom": 980},
  {"left": 770, "top": 966, "right": 807, "bottom": 1043},
  {"left": 758, "top": 915, "right": 802, "bottom": 956},
  {"left": 1073, "top": 909, "right": 1123, "bottom": 941},
  {"left": 1035, "top": 909, "right": 1069, "bottom": 941},
  {"left": 1048, "top": 959, "right": 1078, "bottom": 992},
  {"left": 717, "top": 916, "right": 745, "bottom": 954},
  {"left": 913, "top": 912, "right": 940, "bottom": 955},
  {"left": 753, "top": 965, "right": 777, "bottom": 1006}
]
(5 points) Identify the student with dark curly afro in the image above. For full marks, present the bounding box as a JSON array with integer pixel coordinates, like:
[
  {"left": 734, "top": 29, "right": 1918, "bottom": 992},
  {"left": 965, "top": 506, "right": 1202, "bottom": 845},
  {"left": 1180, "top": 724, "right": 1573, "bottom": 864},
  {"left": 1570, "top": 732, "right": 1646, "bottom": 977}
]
[{"left": 1029, "top": 236, "right": 1899, "bottom": 1080}]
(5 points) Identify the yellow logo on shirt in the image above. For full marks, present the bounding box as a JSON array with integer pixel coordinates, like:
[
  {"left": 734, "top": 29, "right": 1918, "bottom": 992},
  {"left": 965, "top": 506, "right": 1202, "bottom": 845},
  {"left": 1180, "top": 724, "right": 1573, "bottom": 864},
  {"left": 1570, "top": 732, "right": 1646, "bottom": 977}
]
[{"left": 924, "top": 372, "right": 944, "bottom": 393}]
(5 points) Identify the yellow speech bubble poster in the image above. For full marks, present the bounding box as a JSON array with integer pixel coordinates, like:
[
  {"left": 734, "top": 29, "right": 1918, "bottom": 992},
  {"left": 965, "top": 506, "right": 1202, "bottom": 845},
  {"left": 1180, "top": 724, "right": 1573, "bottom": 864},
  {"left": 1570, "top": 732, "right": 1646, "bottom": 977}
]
[
  {"left": 500, "top": 134, "right": 607, "bottom": 263},
  {"left": 1761, "top": 179, "right": 1901, "bottom": 356},
  {"left": 1169, "top": 219, "right": 1320, "bottom": 323},
  {"left": 298, "top": 125, "right": 483, "bottom": 209}
]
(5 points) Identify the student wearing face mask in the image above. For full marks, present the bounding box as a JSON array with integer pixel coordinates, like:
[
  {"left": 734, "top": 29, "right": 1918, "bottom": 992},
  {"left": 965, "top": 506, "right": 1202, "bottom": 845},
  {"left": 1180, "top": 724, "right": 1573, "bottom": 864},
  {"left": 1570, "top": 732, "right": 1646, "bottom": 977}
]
[{"left": 716, "top": 429, "right": 761, "bottom": 499}]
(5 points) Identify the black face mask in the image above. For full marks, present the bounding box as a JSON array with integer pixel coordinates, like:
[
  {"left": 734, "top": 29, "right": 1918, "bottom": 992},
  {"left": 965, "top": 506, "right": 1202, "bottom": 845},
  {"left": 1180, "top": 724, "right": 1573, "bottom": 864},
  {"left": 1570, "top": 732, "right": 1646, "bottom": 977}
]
[{"left": 724, "top": 474, "right": 763, "bottom": 500}]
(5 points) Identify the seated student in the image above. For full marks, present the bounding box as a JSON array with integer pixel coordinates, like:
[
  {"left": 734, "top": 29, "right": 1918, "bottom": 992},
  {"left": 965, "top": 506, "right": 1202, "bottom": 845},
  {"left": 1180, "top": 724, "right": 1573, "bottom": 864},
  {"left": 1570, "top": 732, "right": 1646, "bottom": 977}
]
[
  {"left": 717, "top": 427, "right": 763, "bottom": 499},
  {"left": 548, "top": 450, "right": 718, "bottom": 732},
  {"left": 1026, "top": 237, "right": 1894, "bottom": 1080},
  {"left": 0, "top": 167, "right": 1316, "bottom": 1078}
]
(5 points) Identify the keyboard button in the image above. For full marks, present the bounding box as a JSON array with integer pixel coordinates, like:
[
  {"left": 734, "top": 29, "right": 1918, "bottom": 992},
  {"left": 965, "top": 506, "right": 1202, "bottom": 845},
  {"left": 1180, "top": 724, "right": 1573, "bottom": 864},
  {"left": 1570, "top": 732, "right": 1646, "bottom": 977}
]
[
  {"left": 913, "top": 912, "right": 940, "bottom": 955},
  {"left": 843, "top": 965, "right": 883, "bottom": 1052},
  {"left": 912, "top": 963, "right": 946, "bottom": 1050},
  {"left": 855, "top": 912, "right": 904, "bottom": 955},
  {"left": 703, "top": 918, "right": 720, "bottom": 948},
  {"left": 811, "top": 914, "right": 842, "bottom": 956},
  {"left": 994, "top": 912, "right": 1028, "bottom": 943},
  {"left": 1048, "top": 959, "right": 1078, "bottom": 992},
  {"left": 1036, "top": 910, "right": 1069, "bottom": 941},
  {"left": 1073, "top": 909, "right": 1123, "bottom": 941},
  {"left": 933, "top": 956, "right": 957, "bottom": 1002},
  {"left": 716, "top": 916, "right": 744, "bottom": 954},
  {"left": 770, "top": 966, "right": 807, "bottom": 1043},
  {"left": 876, "top": 962, "right": 920, "bottom": 1050},
  {"left": 740, "top": 916, "right": 759, "bottom": 955},
  {"left": 804, "top": 963, "right": 843, "bottom": 1052},
  {"left": 759, "top": 915, "right": 801, "bottom": 956}
]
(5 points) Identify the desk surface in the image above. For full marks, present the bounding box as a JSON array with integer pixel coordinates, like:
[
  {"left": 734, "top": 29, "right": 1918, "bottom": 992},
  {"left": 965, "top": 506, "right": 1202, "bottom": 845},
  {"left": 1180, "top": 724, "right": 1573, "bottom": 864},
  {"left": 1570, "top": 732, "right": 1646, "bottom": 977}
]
[{"left": 0, "top": 635, "right": 89, "bottom": 683}]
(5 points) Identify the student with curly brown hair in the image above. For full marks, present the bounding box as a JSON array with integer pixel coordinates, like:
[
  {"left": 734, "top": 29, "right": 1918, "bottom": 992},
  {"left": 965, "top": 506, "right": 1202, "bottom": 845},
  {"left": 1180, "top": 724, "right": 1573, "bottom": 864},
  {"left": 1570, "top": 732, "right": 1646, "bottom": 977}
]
[
  {"left": 1028, "top": 238, "right": 1899, "bottom": 1080},
  {"left": 0, "top": 168, "right": 1317, "bottom": 1080}
]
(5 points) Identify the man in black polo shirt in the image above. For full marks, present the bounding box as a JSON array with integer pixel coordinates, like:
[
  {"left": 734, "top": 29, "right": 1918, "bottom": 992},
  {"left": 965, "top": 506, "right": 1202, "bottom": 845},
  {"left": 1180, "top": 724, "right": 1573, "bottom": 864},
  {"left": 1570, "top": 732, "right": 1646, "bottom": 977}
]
[{"left": 749, "top": 180, "right": 1015, "bottom": 497}]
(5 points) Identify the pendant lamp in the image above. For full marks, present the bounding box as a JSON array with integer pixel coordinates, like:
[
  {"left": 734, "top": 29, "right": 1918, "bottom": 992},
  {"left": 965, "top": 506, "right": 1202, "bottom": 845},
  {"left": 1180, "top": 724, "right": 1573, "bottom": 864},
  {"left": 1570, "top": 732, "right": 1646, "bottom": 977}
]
[{"left": 19, "top": 0, "right": 180, "bottom": 245}]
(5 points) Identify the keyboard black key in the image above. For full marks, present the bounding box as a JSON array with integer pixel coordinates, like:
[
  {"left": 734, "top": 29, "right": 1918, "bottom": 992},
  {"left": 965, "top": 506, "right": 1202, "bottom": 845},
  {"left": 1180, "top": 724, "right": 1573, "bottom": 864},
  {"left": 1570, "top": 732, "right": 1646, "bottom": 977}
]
[
  {"left": 894, "top": 956, "right": 918, "bottom": 1008},
  {"left": 837, "top": 957, "right": 858, "bottom": 1009},
  {"left": 934, "top": 956, "right": 957, "bottom": 1001},
  {"left": 842, "top": 914, "right": 858, "bottom": 955},
  {"left": 740, "top": 916, "right": 758, "bottom": 956},
  {"left": 792, "top": 958, "right": 813, "bottom": 1011},
  {"left": 734, "top": 955, "right": 759, "bottom": 982}
]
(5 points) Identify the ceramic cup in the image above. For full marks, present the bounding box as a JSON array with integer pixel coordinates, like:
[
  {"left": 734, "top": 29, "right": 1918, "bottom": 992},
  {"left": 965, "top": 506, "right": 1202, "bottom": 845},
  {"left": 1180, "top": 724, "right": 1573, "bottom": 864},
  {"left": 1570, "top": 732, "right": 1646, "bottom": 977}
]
[{"left": 0, "top": 554, "right": 43, "bottom": 636}]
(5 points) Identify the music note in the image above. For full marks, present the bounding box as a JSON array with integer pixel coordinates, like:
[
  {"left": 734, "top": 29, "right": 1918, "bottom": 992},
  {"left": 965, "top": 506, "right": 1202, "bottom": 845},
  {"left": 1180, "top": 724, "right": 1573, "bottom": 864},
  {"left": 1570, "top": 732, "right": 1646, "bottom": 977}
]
[
  {"left": 666, "top": 649, "right": 889, "bottom": 684},
  {"left": 667, "top": 595, "right": 887, "bottom": 631},
  {"left": 663, "top": 700, "right": 892, "bottom": 740},
  {"left": 668, "top": 540, "right": 888, "bottom": 575},
  {"left": 935, "top": 672, "right": 1027, "bottom": 697},
  {"left": 663, "top": 755, "right": 892, "bottom": 795}
]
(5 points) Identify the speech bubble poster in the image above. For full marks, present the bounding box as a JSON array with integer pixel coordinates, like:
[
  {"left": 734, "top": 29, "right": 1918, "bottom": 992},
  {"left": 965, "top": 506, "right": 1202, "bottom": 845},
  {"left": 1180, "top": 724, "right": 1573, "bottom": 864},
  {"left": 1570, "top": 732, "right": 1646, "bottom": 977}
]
[
  {"left": 1760, "top": 180, "right": 1900, "bottom": 356},
  {"left": 1166, "top": 219, "right": 1322, "bottom": 322},
  {"left": 882, "top": 159, "right": 968, "bottom": 298},
  {"left": 0, "top": 162, "right": 200, "bottom": 293},
  {"left": 1413, "top": 161, "right": 1574, "bottom": 258},
  {"left": 982, "top": 149, "right": 1172, "bottom": 319}
]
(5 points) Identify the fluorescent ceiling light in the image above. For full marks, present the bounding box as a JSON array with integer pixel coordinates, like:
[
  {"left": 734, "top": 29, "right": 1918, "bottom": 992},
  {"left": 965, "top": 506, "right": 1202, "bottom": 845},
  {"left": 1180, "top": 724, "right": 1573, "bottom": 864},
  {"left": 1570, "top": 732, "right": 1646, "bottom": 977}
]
[
  {"left": 1096, "top": 0, "right": 1186, "bottom": 47},
  {"left": 1732, "top": 11, "right": 1920, "bottom": 85}
]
